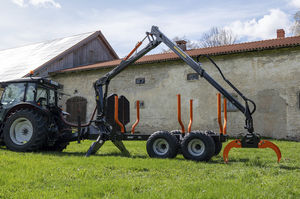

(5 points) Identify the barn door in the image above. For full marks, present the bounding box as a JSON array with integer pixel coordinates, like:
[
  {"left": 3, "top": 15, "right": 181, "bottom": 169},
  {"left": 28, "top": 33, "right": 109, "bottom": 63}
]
[{"left": 66, "top": 96, "right": 87, "bottom": 123}]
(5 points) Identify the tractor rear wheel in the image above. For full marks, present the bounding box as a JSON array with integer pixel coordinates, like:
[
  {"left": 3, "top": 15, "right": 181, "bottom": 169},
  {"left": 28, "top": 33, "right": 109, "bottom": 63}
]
[
  {"left": 3, "top": 109, "right": 47, "bottom": 152},
  {"left": 42, "top": 141, "right": 70, "bottom": 152},
  {"left": 146, "top": 131, "right": 178, "bottom": 158},
  {"left": 181, "top": 131, "right": 215, "bottom": 161}
]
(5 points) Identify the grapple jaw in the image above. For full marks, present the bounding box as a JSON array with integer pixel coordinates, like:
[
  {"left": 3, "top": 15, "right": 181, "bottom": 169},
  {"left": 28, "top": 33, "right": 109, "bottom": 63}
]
[
  {"left": 258, "top": 140, "right": 281, "bottom": 163},
  {"left": 223, "top": 134, "right": 281, "bottom": 163},
  {"left": 223, "top": 139, "right": 241, "bottom": 163}
]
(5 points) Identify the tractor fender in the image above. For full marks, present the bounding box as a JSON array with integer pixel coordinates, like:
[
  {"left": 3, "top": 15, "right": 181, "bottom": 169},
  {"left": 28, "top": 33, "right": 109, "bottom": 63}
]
[{"left": 3, "top": 102, "right": 50, "bottom": 121}]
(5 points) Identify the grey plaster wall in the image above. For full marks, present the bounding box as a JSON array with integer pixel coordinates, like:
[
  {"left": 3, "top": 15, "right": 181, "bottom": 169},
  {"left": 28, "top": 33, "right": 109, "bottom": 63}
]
[{"left": 52, "top": 47, "right": 300, "bottom": 140}]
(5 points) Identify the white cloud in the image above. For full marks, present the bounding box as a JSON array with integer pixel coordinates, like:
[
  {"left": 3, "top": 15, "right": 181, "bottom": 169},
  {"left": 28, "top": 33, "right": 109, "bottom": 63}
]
[
  {"left": 226, "top": 9, "right": 291, "bottom": 40},
  {"left": 11, "top": 0, "right": 61, "bottom": 8},
  {"left": 11, "top": 0, "right": 25, "bottom": 7},
  {"left": 290, "top": 0, "right": 300, "bottom": 9}
]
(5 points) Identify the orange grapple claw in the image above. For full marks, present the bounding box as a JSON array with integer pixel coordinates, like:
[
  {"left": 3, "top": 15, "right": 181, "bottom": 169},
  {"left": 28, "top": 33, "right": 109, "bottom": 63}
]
[
  {"left": 223, "top": 139, "right": 242, "bottom": 163},
  {"left": 258, "top": 140, "right": 282, "bottom": 163}
]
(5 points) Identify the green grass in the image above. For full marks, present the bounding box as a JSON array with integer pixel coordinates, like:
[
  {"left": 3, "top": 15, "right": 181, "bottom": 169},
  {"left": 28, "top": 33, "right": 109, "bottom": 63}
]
[{"left": 0, "top": 140, "right": 299, "bottom": 199}]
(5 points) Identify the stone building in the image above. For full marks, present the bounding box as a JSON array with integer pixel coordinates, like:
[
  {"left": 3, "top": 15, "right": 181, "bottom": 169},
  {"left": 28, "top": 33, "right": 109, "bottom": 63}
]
[{"left": 51, "top": 29, "right": 300, "bottom": 141}]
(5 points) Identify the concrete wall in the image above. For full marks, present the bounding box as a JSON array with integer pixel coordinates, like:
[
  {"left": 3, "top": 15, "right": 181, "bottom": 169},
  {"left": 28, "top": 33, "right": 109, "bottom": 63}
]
[{"left": 51, "top": 47, "right": 300, "bottom": 141}]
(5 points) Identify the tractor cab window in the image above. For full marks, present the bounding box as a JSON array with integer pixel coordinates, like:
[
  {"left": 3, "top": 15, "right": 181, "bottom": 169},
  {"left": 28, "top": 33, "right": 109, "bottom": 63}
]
[
  {"left": 49, "top": 89, "right": 56, "bottom": 106},
  {"left": 36, "top": 87, "right": 48, "bottom": 106},
  {"left": 1, "top": 83, "right": 25, "bottom": 105},
  {"left": 25, "top": 83, "right": 36, "bottom": 102}
]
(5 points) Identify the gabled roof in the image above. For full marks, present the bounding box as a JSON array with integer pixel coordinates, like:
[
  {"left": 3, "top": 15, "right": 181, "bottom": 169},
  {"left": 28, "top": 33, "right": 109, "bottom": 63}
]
[
  {"left": 52, "top": 35, "right": 300, "bottom": 74},
  {"left": 0, "top": 31, "right": 118, "bottom": 81}
]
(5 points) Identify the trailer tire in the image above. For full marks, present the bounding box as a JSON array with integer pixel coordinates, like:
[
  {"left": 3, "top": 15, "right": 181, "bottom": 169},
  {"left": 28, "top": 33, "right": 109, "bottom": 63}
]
[
  {"left": 147, "top": 131, "right": 178, "bottom": 158},
  {"left": 181, "top": 131, "right": 215, "bottom": 161},
  {"left": 3, "top": 109, "right": 47, "bottom": 152},
  {"left": 170, "top": 130, "right": 182, "bottom": 154}
]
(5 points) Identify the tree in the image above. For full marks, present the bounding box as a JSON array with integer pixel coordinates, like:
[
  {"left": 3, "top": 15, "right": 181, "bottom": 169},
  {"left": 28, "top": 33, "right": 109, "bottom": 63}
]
[
  {"left": 291, "top": 11, "right": 300, "bottom": 36},
  {"left": 199, "top": 27, "right": 237, "bottom": 48}
]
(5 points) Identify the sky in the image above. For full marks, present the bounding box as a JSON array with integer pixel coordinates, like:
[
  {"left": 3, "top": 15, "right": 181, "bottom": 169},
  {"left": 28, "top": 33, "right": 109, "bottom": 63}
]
[{"left": 1, "top": 0, "right": 300, "bottom": 57}]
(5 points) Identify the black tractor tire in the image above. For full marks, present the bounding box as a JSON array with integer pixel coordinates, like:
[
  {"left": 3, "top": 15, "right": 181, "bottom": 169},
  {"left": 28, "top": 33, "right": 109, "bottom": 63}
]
[
  {"left": 3, "top": 109, "right": 48, "bottom": 152},
  {"left": 146, "top": 131, "right": 178, "bottom": 159},
  {"left": 205, "top": 130, "right": 223, "bottom": 156},
  {"left": 181, "top": 131, "right": 215, "bottom": 161},
  {"left": 42, "top": 141, "right": 70, "bottom": 152}
]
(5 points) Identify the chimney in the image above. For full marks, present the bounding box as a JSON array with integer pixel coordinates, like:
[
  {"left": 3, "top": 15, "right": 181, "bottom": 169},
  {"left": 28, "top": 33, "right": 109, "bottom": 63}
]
[
  {"left": 175, "top": 40, "right": 187, "bottom": 51},
  {"left": 277, "top": 29, "right": 285, "bottom": 38}
]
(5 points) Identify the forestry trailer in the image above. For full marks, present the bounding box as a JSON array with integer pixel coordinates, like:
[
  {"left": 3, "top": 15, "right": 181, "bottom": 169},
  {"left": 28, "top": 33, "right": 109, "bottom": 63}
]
[{"left": 0, "top": 26, "right": 281, "bottom": 162}]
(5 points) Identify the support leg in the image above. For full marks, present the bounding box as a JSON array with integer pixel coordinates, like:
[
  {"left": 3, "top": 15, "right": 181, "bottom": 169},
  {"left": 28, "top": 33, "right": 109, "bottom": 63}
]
[
  {"left": 112, "top": 140, "right": 130, "bottom": 157},
  {"left": 86, "top": 134, "right": 105, "bottom": 157}
]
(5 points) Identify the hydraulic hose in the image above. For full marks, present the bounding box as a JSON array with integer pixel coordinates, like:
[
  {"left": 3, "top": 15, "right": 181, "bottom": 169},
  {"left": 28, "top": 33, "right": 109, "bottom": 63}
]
[{"left": 196, "top": 54, "right": 256, "bottom": 116}]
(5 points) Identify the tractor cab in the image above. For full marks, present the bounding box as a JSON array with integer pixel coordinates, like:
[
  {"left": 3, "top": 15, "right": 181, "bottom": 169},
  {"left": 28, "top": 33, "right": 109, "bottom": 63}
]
[
  {"left": 0, "top": 77, "right": 63, "bottom": 122},
  {"left": 0, "top": 77, "right": 63, "bottom": 109}
]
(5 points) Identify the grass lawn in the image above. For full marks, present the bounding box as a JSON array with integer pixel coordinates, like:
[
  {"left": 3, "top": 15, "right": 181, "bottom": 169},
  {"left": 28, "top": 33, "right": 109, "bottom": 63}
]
[{"left": 0, "top": 139, "right": 299, "bottom": 199}]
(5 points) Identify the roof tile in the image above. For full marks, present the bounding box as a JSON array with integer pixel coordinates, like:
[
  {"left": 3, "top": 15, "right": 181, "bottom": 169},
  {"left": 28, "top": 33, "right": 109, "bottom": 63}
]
[{"left": 54, "top": 35, "right": 300, "bottom": 74}]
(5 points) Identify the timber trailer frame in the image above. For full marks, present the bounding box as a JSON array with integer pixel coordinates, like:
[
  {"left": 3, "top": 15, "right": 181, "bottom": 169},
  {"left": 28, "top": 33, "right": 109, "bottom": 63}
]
[{"left": 75, "top": 25, "right": 281, "bottom": 162}]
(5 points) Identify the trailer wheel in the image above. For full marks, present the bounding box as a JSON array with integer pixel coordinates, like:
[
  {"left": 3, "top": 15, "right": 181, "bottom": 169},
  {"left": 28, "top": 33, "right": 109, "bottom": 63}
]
[
  {"left": 181, "top": 131, "right": 215, "bottom": 161},
  {"left": 170, "top": 130, "right": 183, "bottom": 154},
  {"left": 146, "top": 131, "right": 178, "bottom": 158},
  {"left": 3, "top": 109, "right": 47, "bottom": 152}
]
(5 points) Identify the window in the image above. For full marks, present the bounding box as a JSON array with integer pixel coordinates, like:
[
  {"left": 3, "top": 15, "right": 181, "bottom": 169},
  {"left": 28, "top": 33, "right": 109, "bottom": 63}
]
[
  {"left": 187, "top": 73, "right": 199, "bottom": 81},
  {"left": 49, "top": 90, "right": 56, "bottom": 106},
  {"left": 135, "top": 77, "right": 145, "bottom": 85},
  {"left": 36, "top": 87, "right": 48, "bottom": 106},
  {"left": 1, "top": 83, "right": 25, "bottom": 105},
  {"left": 26, "top": 83, "right": 36, "bottom": 102}
]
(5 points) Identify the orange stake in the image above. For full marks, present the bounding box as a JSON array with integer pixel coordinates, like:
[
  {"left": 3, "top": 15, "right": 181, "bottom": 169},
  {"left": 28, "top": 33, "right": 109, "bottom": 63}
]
[
  {"left": 177, "top": 94, "right": 185, "bottom": 134},
  {"left": 188, "top": 99, "right": 193, "bottom": 133},
  {"left": 131, "top": 100, "right": 140, "bottom": 134},
  {"left": 114, "top": 95, "right": 125, "bottom": 133},
  {"left": 223, "top": 98, "right": 227, "bottom": 135},
  {"left": 217, "top": 93, "right": 223, "bottom": 134}
]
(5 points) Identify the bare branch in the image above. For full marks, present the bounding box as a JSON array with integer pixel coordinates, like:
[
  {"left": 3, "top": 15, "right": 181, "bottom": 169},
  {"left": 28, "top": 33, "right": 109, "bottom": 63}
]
[{"left": 199, "top": 27, "right": 237, "bottom": 48}]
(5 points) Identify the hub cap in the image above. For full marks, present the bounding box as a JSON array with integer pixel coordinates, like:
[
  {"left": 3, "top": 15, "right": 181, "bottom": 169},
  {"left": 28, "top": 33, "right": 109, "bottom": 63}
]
[
  {"left": 153, "top": 138, "right": 169, "bottom": 156},
  {"left": 188, "top": 139, "right": 205, "bottom": 156},
  {"left": 9, "top": 117, "right": 33, "bottom": 145}
]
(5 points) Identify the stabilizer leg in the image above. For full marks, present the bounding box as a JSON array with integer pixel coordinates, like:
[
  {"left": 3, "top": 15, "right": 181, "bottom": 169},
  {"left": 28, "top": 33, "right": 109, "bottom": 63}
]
[
  {"left": 112, "top": 140, "right": 130, "bottom": 157},
  {"left": 86, "top": 134, "right": 105, "bottom": 157}
]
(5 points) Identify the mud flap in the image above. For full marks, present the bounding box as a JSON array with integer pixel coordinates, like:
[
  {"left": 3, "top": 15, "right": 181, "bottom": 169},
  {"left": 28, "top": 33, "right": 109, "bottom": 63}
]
[{"left": 112, "top": 140, "right": 130, "bottom": 157}]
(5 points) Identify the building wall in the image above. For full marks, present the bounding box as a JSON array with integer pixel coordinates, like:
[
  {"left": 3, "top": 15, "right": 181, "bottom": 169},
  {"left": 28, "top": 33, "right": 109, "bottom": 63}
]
[
  {"left": 37, "top": 37, "right": 115, "bottom": 77},
  {"left": 51, "top": 47, "right": 300, "bottom": 141}
]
